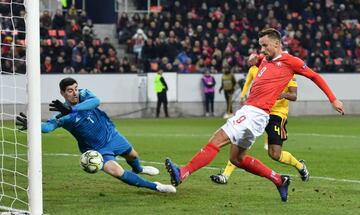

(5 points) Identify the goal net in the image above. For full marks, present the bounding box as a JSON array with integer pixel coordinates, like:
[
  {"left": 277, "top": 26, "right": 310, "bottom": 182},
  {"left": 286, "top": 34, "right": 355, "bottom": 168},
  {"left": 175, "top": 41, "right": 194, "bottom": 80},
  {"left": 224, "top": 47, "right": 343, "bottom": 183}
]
[{"left": 0, "top": 0, "right": 42, "bottom": 214}]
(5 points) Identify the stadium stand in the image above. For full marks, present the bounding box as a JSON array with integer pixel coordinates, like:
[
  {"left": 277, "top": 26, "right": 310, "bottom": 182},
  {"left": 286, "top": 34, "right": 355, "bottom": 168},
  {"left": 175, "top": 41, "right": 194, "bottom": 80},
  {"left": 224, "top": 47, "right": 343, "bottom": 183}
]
[
  {"left": 1, "top": 0, "right": 358, "bottom": 74},
  {"left": 118, "top": 0, "right": 359, "bottom": 73}
]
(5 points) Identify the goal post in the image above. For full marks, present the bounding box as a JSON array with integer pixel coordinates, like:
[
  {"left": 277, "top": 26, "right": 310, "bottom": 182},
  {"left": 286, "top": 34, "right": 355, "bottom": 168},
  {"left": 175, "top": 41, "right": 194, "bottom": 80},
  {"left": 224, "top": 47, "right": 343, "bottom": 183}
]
[
  {"left": 26, "top": 0, "right": 43, "bottom": 214},
  {"left": 0, "top": 0, "right": 43, "bottom": 213}
]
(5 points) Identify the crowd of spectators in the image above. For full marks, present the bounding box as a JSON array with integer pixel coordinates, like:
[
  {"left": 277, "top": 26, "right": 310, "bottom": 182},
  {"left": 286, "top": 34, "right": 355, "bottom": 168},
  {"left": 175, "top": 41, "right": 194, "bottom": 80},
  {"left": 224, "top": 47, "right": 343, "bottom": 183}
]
[
  {"left": 38, "top": 6, "right": 139, "bottom": 74},
  {"left": 1, "top": 0, "right": 359, "bottom": 75},
  {"left": 118, "top": 0, "right": 360, "bottom": 73},
  {"left": 0, "top": 2, "right": 137, "bottom": 74},
  {"left": 0, "top": 0, "right": 26, "bottom": 74}
]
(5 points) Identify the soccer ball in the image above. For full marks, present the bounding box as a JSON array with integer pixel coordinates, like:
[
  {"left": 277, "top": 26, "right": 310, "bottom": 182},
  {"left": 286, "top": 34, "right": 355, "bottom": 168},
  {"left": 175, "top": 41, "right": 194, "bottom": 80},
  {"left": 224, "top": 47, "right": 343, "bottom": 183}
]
[{"left": 80, "top": 150, "right": 104, "bottom": 174}]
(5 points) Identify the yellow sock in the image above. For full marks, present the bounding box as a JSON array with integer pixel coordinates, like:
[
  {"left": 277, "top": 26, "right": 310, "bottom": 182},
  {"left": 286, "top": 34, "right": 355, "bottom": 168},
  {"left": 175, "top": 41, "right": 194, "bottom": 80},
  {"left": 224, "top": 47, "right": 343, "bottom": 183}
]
[
  {"left": 223, "top": 160, "right": 236, "bottom": 178},
  {"left": 279, "top": 151, "right": 303, "bottom": 170}
]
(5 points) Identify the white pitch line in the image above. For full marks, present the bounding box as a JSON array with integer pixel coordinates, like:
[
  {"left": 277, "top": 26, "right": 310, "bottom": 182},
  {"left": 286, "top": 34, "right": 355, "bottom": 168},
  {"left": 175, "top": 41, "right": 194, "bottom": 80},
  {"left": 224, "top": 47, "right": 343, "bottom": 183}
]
[
  {"left": 43, "top": 153, "right": 360, "bottom": 184},
  {"left": 125, "top": 133, "right": 360, "bottom": 139},
  {"left": 290, "top": 133, "right": 360, "bottom": 139},
  {"left": 49, "top": 132, "right": 360, "bottom": 139}
]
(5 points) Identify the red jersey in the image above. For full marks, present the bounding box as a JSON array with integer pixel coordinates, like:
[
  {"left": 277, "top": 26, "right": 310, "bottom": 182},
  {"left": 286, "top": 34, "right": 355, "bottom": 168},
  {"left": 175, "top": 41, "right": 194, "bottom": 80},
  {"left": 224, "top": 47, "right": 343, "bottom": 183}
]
[{"left": 246, "top": 53, "right": 336, "bottom": 113}]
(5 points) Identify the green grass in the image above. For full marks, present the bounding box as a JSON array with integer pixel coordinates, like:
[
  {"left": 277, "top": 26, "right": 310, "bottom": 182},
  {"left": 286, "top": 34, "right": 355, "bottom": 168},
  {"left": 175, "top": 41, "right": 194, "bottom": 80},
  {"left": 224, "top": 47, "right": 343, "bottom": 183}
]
[{"left": 1, "top": 116, "right": 360, "bottom": 214}]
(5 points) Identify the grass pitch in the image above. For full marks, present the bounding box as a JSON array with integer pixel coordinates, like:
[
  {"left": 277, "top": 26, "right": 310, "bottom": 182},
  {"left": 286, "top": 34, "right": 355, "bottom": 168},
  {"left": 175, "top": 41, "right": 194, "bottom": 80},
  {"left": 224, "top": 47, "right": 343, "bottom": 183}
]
[{"left": 2, "top": 116, "right": 360, "bottom": 214}]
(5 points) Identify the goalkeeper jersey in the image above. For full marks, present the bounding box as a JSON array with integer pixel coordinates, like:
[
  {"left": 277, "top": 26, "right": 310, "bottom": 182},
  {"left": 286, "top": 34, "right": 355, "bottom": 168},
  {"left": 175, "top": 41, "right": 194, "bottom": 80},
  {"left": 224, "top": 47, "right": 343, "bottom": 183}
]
[{"left": 42, "top": 89, "right": 118, "bottom": 151}]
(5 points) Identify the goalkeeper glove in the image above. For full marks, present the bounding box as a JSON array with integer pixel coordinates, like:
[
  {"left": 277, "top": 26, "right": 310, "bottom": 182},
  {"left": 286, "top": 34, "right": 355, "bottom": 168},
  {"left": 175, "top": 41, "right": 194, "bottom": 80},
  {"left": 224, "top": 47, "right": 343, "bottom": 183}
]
[
  {"left": 49, "top": 99, "right": 73, "bottom": 119},
  {"left": 16, "top": 112, "right": 27, "bottom": 131}
]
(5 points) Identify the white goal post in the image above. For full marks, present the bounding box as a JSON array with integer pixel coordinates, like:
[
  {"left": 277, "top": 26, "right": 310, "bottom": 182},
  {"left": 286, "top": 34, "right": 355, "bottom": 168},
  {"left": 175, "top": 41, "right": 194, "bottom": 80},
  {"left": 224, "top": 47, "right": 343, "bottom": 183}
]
[
  {"left": 0, "top": 0, "right": 43, "bottom": 214},
  {"left": 26, "top": 0, "right": 43, "bottom": 214}
]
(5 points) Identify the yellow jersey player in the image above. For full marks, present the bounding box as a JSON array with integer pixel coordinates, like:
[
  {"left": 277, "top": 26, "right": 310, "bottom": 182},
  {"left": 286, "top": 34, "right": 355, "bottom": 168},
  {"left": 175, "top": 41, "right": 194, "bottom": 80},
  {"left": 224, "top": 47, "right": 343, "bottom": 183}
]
[{"left": 210, "top": 54, "right": 310, "bottom": 184}]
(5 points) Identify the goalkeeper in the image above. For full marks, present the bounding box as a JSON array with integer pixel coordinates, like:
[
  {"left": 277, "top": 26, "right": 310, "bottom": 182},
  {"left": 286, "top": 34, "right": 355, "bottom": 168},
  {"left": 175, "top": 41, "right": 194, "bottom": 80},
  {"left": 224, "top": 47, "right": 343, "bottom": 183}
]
[{"left": 17, "top": 77, "right": 176, "bottom": 193}]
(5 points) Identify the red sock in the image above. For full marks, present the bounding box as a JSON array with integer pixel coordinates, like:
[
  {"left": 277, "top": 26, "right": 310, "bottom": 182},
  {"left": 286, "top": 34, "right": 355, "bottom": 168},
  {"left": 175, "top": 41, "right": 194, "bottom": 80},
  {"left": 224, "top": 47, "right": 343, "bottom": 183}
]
[
  {"left": 240, "top": 155, "right": 283, "bottom": 186},
  {"left": 180, "top": 143, "right": 220, "bottom": 181}
]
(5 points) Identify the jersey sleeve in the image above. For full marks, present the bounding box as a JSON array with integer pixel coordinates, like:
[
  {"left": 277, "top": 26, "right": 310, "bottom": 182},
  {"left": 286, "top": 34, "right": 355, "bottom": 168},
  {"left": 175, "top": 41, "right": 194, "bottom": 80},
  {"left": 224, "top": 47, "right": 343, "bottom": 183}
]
[
  {"left": 73, "top": 89, "right": 100, "bottom": 112},
  {"left": 289, "top": 57, "right": 336, "bottom": 102},
  {"left": 42, "top": 113, "right": 74, "bottom": 133},
  {"left": 41, "top": 114, "right": 61, "bottom": 133},
  {"left": 160, "top": 77, "right": 168, "bottom": 90},
  {"left": 241, "top": 66, "right": 258, "bottom": 97}
]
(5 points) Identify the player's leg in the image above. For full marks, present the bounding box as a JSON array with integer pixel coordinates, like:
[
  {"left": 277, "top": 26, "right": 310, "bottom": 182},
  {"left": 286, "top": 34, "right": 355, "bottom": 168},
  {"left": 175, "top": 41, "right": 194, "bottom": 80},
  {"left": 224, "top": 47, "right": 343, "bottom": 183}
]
[
  {"left": 209, "top": 92, "right": 214, "bottom": 116},
  {"left": 223, "top": 91, "right": 230, "bottom": 118},
  {"left": 266, "top": 116, "right": 309, "bottom": 181},
  {"left": 210, "top": 160, "right": 236, "bottom": 184},
  {"left": 228, "top": 91, "right": 233, "bottom": 115},
  {"left": 111, "top": 133, "right": 160, "bottom": 176},
  {"left": 165, "top": 128, "right": 230, "bottom": 186},
  {"left": 230, "top": 144, "right": 283, "bottom": 186},
  {"left": 163, "top": 92, "right": 169, "bottom": 117},
  {"left": 122, "top": 148, "right": 159, "bottom": 176},
  {"left": 220, "top": 107, "right": 290, "bottom": 202},
  {"left": 156, "top": 93, "right": 161, "bottom": 117},
  {"left": 102, "top": 158, "right": 175, "bottom": 193},
  {"left": 204, "top": 93, "right": 210, "bottom": 116},
  {"left": 229, "top": 144, "right": 290, "bottom": 202}
]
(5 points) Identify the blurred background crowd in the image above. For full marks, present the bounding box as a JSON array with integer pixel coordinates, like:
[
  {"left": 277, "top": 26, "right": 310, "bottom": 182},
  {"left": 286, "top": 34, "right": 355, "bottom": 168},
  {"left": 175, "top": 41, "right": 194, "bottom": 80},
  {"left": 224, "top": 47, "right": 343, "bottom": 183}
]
[{"left": 0, "top": 0, "right": 359, "bottom": 74}]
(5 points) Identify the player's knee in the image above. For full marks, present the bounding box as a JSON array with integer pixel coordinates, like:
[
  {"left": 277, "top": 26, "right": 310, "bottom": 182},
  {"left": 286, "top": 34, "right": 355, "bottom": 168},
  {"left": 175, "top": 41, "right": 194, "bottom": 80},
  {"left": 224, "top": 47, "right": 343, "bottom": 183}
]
[
  {"left": 125, "top": 148, "right": 138, "bottom": 159},
  {"left": 229, "top": 157, "right": 241, "bottom": 168},
  {"left": 268, "top": 149, "right": 280, "bottom": 160},
  {"left": 208, "top": 129, "right": 230, "bottom": 148},
  {"left": 104, "top": 161, "right": 125, "bottom": 177}
]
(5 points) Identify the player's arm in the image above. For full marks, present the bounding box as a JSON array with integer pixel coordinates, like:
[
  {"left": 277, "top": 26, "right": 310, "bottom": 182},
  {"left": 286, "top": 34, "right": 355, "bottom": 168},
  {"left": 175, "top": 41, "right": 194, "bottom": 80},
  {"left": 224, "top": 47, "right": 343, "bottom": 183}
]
[
  {"left": 241, "top": 67, "right": 256, "bottom": 99},
  {"left": 219, "top": 81, "right": 223, "bottom": 93},
  {"left": 41, "top": 118, "right": 60, "bottom": 133},
  {"left": 240, "top": 67, "right": 257, "bottom": 105},
  {"left": 232, "top": 74, "right": 236, "bottom": 88},
  {"left": 291, "top": 58, "right": 344, "bottom": 114},
  {"left": 160, "top": 77, "right": 168, "bottom": 91},
  {"left": 278, "top": 86, "right": 297, "bottom": 101},
  {"left": 16, "top": 112, "right": 62, "bottom": 133},
  {"left": 203, "top": 76, "right": 216, "bottom": 88},
  {"left": 49, "top": 89, "right": 100, "bottom": 118},
  {"left": 41, "top": 114, "right": 70, "bottom": 133}
]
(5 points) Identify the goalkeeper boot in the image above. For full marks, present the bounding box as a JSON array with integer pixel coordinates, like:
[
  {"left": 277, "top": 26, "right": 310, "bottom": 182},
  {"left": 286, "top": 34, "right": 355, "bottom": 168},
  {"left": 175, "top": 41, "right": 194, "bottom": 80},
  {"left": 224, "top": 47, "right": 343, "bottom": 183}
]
[
  {"left": 165, "top": 158, "right": 182, "bottom": 187},
  {"left": 276, "top": 175, "right": 290, "bottom": 202},
  {"left": 210, "top": 173, "right": 228, "bottom": 184},
  {"left": 140, "top": 166, "right": 160, "bottom": 176},
  {"left": 154, "top": 182, "right": 176, "bottom": 193},
  {"left": 298, "top": 160, "right": 310, "bottom": 182}
]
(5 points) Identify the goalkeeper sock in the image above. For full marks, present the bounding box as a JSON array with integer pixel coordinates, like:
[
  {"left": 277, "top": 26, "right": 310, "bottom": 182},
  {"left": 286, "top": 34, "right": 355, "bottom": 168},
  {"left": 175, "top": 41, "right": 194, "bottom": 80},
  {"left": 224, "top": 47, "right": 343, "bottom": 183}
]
[
  {"left": 126, "top": 157, "right": 143, "bottom": 173},
  {"left": 180, "top": 143, "right": 220, "bottom": 181},
  {"left": 279, "top": 151, "right": 303, "bottom": 170},
  {"left": 119, "top": 171, "right": 157, "bottom": 190},
  {"left": 223, "top": 160, "right": 236, "bottom": 178},
  {"left": 240, "top": 155, "right": 283, "bottom": 186}
]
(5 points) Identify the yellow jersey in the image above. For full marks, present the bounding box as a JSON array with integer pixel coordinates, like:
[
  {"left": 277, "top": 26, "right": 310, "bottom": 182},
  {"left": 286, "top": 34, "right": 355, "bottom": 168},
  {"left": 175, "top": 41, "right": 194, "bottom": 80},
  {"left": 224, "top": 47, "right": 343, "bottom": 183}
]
[{"left": 241, "top": 66, "right": 297, "bottom": 119}]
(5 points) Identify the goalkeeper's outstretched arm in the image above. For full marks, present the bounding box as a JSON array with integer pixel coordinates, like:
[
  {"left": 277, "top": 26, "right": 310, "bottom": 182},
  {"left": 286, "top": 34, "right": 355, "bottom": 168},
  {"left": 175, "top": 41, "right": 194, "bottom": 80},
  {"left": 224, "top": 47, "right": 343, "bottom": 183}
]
[{"left": 16, "top": 112, "right": 61, "bottom": 133}]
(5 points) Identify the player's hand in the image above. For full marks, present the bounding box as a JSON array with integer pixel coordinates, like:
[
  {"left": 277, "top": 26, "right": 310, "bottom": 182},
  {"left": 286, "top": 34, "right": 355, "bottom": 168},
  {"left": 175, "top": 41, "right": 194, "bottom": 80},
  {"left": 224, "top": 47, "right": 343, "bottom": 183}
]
[
  {"left": 277, "top": 93, "right": 285, "bottom": 100},
  {"left": 49, "top": 100, "right": 72, "bottom": 119},
  {"left": 219, "top": 89, "right": 222, "bottom": 94},
  {"left": 331, "top": 99, "right": 345, "bottom": 115},
  {"left": 16, "top": 112, "right": 27, "bottom": 131},
  {"left": 247, "top": 53, "right": 259, "bottom": 66}
]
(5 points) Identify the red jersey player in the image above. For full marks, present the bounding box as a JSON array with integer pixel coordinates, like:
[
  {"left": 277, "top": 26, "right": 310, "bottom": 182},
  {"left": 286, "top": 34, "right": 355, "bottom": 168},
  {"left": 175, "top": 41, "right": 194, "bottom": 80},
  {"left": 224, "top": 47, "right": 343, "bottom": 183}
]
[{"left": 165, "top": 28, "right": 345, "bottom": 202}]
